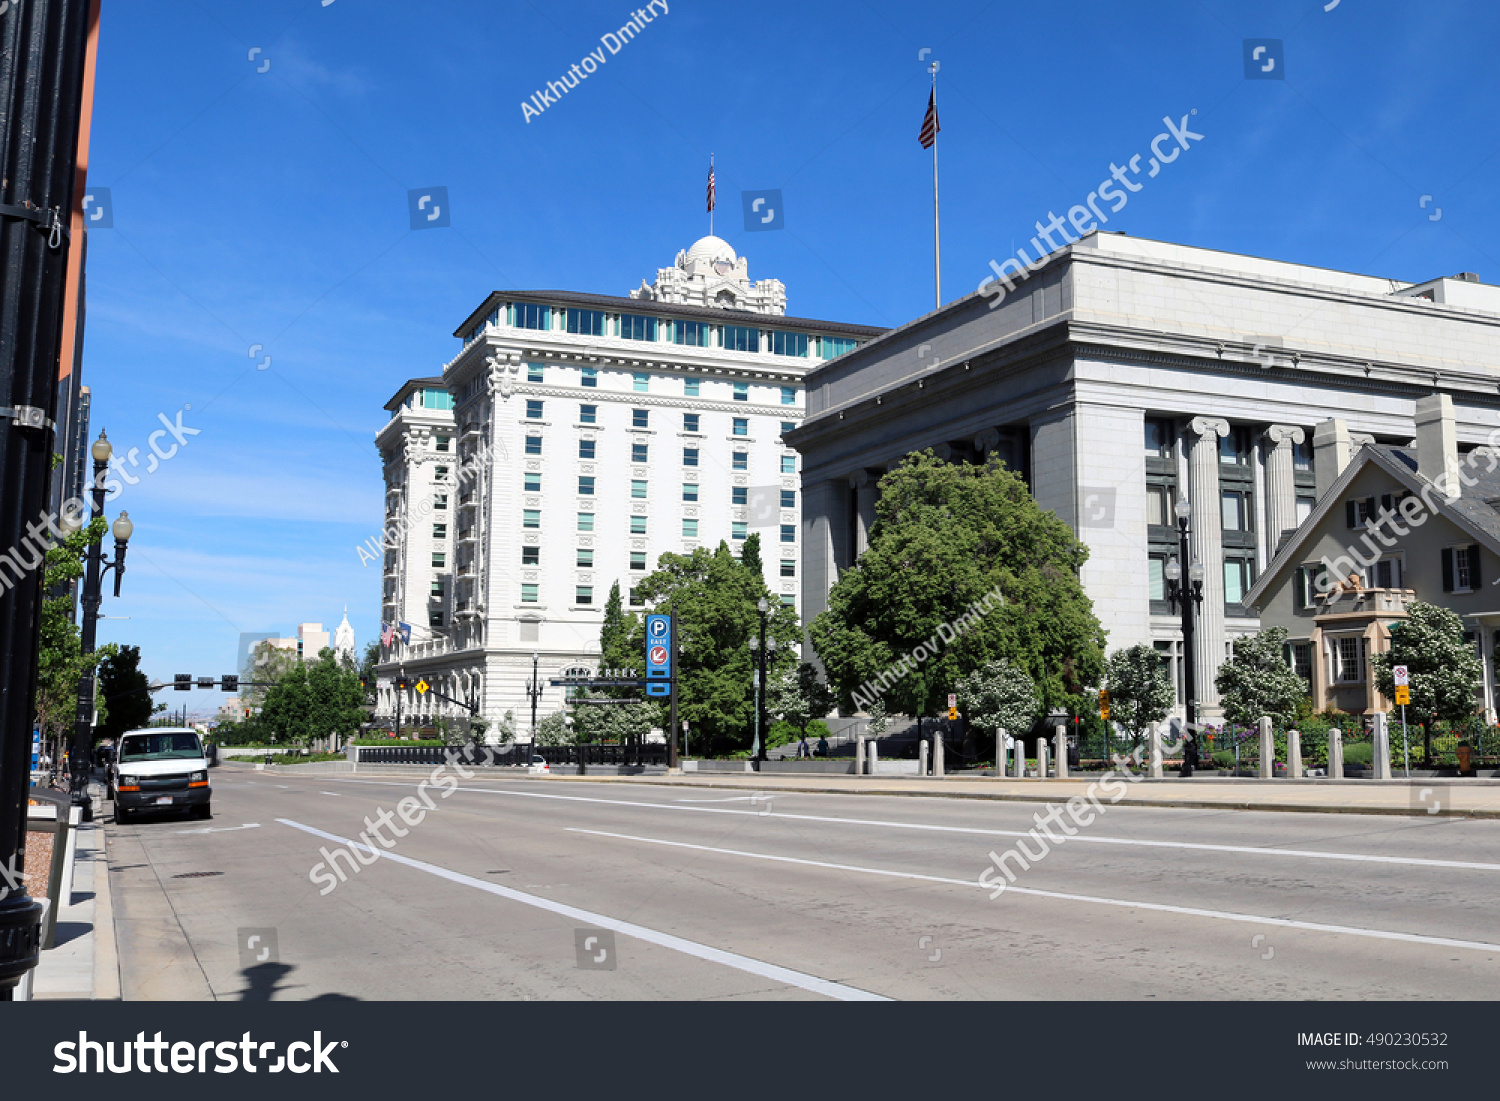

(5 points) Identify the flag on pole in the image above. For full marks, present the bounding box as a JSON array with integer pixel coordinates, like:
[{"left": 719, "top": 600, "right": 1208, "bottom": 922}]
[
  {"left": 919, "top": 88, "right": 940, "bottom": 149},
  {"left": 707, "top": 157, "right": 716, "bottom": 213},
  {"left": 380, "top": 622, "right": 393, "bottom": 648},
  {"left": 397, "top": 622, "right": 412, "bottom": 646}
]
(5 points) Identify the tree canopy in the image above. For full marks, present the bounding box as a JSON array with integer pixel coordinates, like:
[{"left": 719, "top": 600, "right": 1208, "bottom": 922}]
[
  {"left": 1104, "top": 644, "right": 1175, "bottom": 748},
  {"left": 98, "top": 645, "right": 155, "bottom": 740},
  {"left": 1215, "top": 626, "right": 1310, "bottom": 729},
  {"left": 36, "top": 519, "right": 116, "bottom": 746},
  {"left": 955, "top": 659, "right": 1039, "bottom": 737},
  {"left": 254, "top": 648, "right": 367, "bottom": 744},
  {"left": 1371, "top": 600, "right": 1483, "bottom": 760}
]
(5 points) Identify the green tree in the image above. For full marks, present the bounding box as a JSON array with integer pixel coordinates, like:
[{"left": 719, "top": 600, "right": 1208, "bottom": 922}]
[
  {"left": 598, "top": 580, "right": 639, "bottom": 673},
  {"left": 955, "top": 659, "right": 1039, "bottom": 738},
  {"left": 356, "top": 640, "right": 381, "bottom": 706},
  {"left": 243, "top": 639, "right": 301, "bottom": 711},
  {"left": 256, "top": 648, "right": 366, "bottom": 745},
  {"left": 35, "top": 519, "right": 116, "bottom": 754},
  {"left": 1215, "top": 627, "right": 1310, "bottom": 729},
  {"left": 739, "top": 531, "right": 763, "bottom": 578},
  {"left": 768, "top": 662, "right": 837, "bottom": 745},
  {"left": 810, "top": 452, "right": 1106, "bottom": 720},
  {"left": 98, "top": 645, "right": 154, "bottom": 740},
  {"left": 629, "top": 541, "right": 799, "bottom": 756},
  {"left": 1104, "top": 644, "right": 1175, "bottom": 750},
  {"left": 1371, "top": 600, "right": 1483, "bottom": 763},
  {"left": 534, "top": 709, "right": 571, "bottom": 747}
]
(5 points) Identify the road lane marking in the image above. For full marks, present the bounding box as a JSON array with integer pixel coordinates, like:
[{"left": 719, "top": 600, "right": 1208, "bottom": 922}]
[
  {"left": 320, "top": 792, "right": 343, "bottom": 797},
  {"left": 171, "top": 823, "right": 261, "bottom": 835},
  {"left": 324, "top": 778, "right": 1500, "bottom": 873},
  {"left": 570, "top": 828, "right": 1500, "bottom": 957},
  {"left": 275, "top": 818, "right": 889, "bottom": 1002}
]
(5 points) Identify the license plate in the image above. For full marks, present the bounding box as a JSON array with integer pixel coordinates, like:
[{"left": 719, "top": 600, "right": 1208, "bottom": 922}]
[{"left": 155, "top": 796, "right": 173, "bottom": 805}]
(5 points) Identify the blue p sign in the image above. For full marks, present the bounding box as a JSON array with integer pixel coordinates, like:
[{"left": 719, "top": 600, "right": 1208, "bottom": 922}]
[
  {"left": 742, "top": 189, "right": 784, "bottom": 232},
  {"left": 646, "top": 614, "right": 671, "bottom": 678},
  {"left": 408, "top": 187, "right": 451, "bottom": 229}
]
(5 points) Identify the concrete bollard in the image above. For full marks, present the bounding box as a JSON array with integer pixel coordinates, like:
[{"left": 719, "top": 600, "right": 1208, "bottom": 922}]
[
  {"left": 1328, "top": 728, "right": 1343, "bottom": 779},
  {"left": 934, "top": 733, "right": 945, "bottom": 778},
  {"left": 918, "top": 739, "right": 929, "bottom": 777},
  {"left": 1287, "top": 729, "right": 1303, "bottom": 779},
  {"left": 1011, "top": 738, "right": 1024, "bottom": 779},
  {"left": 1039, "top": 740, "right": 1050, "bottom": 779},
  {"left": 996, "top": 729, "right": 1006, "bottom": 778},
  {"left": 1054, "top": 724, "right": 1069, "bottom": 779},
  {"left": 868, "top": 740, "right": 879, "bottom": 774},
  {"left": 856, "top": 736, "right": 866, "bottom": 775},
  {"left": 1149, "top": 723, "right": 1163, "bottom": 779},
  {"left": 1258, "top": 716, "right": 1274, "bottom": 779},
  {"left": 1371, "top": 712, "right": 1392, "bottom": 780}
]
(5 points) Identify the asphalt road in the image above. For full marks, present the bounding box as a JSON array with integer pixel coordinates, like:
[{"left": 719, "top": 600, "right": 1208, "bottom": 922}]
[{"left": 104, "top": 767, "right": 1500, "bottom": 1000}]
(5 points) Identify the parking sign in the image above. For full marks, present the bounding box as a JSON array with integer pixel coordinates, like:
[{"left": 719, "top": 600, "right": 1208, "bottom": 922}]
[
  {"left": 646, "top": 614, "right": 671, "bottom": 680},
  {"left": 1393, "top": 665, "right": 1409, "bottom": 687}
]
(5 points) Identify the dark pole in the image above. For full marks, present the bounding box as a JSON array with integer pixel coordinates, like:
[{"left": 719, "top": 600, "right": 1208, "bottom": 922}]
[
  {"left": 527, "top": 651, "right": 540, "bottom": 751},
  {"left": 0, "top": 0, "right": 96, "bottom": 999},
  {"left": 395, "top": 677, "right": 402, "bottom": 740},
  {"left": 1168, "top": 504, "right": 1203, "bottom": 778},
  {"left": 667, "top": 611, "right": 678, "bottom": 770},
  {"left": 71, "top": 478, "right": 128, "bottom": 822}
]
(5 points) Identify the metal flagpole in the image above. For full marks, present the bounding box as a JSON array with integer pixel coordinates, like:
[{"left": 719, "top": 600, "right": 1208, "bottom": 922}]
[
  {"left": 930, "top": 63, "right": 941, "bottom": 309},
  {"left": 709, "top": 153, "right": 715, "bottom": 238}
]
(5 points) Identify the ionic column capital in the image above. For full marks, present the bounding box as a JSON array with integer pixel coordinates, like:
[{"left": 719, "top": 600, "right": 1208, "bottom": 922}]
[
  {"left": 1188, "top": 416, "right": 1230, "bottom": 440},
  {"left": 1265, "top": 424, "right": 1305, "bottom": 448}
]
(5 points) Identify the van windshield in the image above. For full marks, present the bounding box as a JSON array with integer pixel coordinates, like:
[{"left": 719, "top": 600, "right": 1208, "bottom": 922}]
[{"left": 119, "top": 732, "right": 202, "bottom": 761}]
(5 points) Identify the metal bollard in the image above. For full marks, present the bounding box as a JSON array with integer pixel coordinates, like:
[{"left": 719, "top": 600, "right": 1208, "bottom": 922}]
[
  {"left": 1328, "top": 728, "right": 1344, "bottom": 779},
  {"left": 1258, "top": 716, "right": 1274, "bottom": 779},
  {"left": 1054, "top": 724, "right": 1068, "bottom": 779}
]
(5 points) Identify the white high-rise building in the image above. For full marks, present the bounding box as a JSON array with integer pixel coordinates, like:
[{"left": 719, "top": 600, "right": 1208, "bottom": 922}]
[{"left": 374, "top": 236, "right": 881, "bottom": 732}]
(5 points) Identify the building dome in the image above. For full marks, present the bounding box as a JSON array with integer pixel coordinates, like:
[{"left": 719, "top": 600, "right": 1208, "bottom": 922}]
[{"left": 684, "top": 235, "right": 736, "bottom": 266}]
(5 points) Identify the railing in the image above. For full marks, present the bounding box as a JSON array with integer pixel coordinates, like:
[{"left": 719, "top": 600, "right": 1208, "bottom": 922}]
[
  {"left": 352, "top": 743, "right": 668, "bottom": 767},
  {"left": 1315, "top": 586, "right": 1415, "bottom": 616}
]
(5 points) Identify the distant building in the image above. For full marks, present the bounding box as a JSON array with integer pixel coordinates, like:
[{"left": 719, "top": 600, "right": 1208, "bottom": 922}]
[
  {"left": 333, "top": 608, "right": 356, "bottom": 664},
  {"left": 217, "top": 697, "right": 251, "bottom": 722}
]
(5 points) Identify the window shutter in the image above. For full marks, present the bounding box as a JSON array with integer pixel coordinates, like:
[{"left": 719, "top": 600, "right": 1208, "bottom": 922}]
[
  {"left": 1381, "top": 494, "right": 1394, "bottom": 514},
  {"left": 1364, "top": 497, "right": 1376, "bottom": 523},
  {"left": 1471, "top": 545, "right": 1483, "bottom": 589},
  {"left": 1346, "top": 500, "right": 1358, "bottom": 528},
  {"left": 1294, "top": 568, "right": 1307, "bottom": 610},
  {"left": 1442, "top": 547, "right": 1455, "bottom": 592}
]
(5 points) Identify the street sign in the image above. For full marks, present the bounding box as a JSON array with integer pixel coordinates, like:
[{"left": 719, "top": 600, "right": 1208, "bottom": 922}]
[
  {"left": 1099, "top": 688, "right": 1111, "bottom": 721},
  {"left": 1395, "top": 685, "right": 1411, "bottom": 706},
  {"left": 646, "top": 614, "right": 672, "bottom": 679},
  {"left": 1393, "top": 665, "right": 1409, "bottom": 687},
  {"left": 947, "top": 693, "right": 957, "bottom": 708},
  {"left": 647, "top": 683, "right": 670, "bottom": 697},
  {"left": 415, "top": 680, "right": 429, "bottom": 695},
  {"left": 947, "top": 707, "right": 958, "bottom": 721}
]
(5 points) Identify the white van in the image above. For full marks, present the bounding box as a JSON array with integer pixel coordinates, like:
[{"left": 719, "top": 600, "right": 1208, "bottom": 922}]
[{"left": 111, "top": 727, "right": 212, "bottom": 823}]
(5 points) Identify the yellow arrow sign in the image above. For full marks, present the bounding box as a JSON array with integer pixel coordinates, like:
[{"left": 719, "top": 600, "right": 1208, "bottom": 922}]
[{"left": 415, "top": 680, "right": 430, "bottom": 695}]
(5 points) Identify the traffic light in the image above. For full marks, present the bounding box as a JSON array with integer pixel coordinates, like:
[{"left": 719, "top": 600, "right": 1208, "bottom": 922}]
[
  {"left": 196, "top": 676, "right": 214, "bottom": 689},
  {"left": 221, "top": 675, "right": 238, "bottom": 692},
  {"left": 174, "top": 674, "right": 192, "bottom": 691},
  {"left": 395, "top": 676, "right": 411, "bottom": 691},
  {"left": 358, "top": 675, "right": 370, "bottom": 690}
]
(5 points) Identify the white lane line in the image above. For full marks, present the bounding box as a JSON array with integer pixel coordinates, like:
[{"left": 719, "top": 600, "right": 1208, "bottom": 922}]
[
  {"left": 570, "top": 828, "right": 1500, "bottom": 957},
  {"left": 325, "top": 778, "right": 1500, "bottom": 874},
  {"left": 275, "top": 818, "right": 888, "bottom": 1002},
  {"left": 320, "top": 792, "right": 343, "bottom": 797},
  {"left": 172, "top": 823, "right": 261, "bottom": 836}
]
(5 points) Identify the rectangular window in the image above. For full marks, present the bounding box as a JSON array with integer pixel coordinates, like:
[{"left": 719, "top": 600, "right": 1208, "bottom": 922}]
[
  {"left": 1335, "top": 636, "right": 1364, "bottom": 683},
  {"left": 671, "top": 320, "right": 709, "bottom": 347},
  {"left": 781, "top": 421, "right": 795, "bottom": 436},
  {"left": 523, "top": 473, "right": 541, "bottom": 493},
  {"left": 1296, "top": 497, "right": 1315, "bottom": 525},
  {"left": 431, "top": 579, "right": 444, "bottom": 597},
  {"left": 630, "top": 479, "right": 648, "bottom": 499},
  {"left": 630, "top": 551, "right": 646, "bottom": 570},
  {"left": 565, "top": 308, "right": 606, "bottom": 336},
  {"left": 1146, "top": 485, "right": 1173, "bottom": 527},
  {"left": 1147, "top": 554, "right": 1167, "bottom": 602},
  {"left": 630, "top": 515, "right": 646, "bottom": 535},
  {"left": 733, "top": 382, "right": 749, "bottom": 402},
  {"left": 683, "top": 448, "right": 700, "bottom": 467},
  {"left": 629, "top": 587, "right": 644, "bottom": 606},
  {"left": 733, "top": 417, "right": 749, "bottom": 436},
  {"left": 429, "top": 611, "right": 445, "bottom": 628},
  {"left": 1293, "top": 437, "right": 1314, "bottom": 471},
  {"left": 820, "top": 336, "right": 856, "bottom": 359},
  {"left": 1218, "top": 427, "right": 1249, "bottom": 466},
  {"left": 780, "top": 455, "right": 795, "bottom": 474},
  {"left": 580, "top": 404, "right": 597, "bottom": 424},
  {"left": 780, "top": 524, "right": 795, "bottom": 544},
  {"left": 521, "top": 583, "right": 539, "bottom": 603},
  {"left": 683, "top": 413, "right": 700, "bottom": 432},
  {"left": 1454, "top": 546, "right": 1474, "bottom": 591},
  {"left": 1291, "top": 642, "right": 1312, "bottom": 681},
  {"left": 768, "top": 330, "right": 808, "bottom": 357},
  {"left": 780, "top": 594, "right": 796, "bottom": 608},
  {"left": 632, "top": 408, "right": 649, "bottom": 428},
  {"left": 682, "top": 483, "right": 699, "bottom": 502},
  {"left": 633, "top": 372, "right": 649, "bottom": 393},
  {"left": 578, "top": 476, "right": 595, "bottom": 495},
  {"left": 433, "top": 523, "right": 447, "bottom": 539},
  {"left": 434, "top": 465, "right": 449, "bottom": 480},
  {"left": 513, "top": 303, "right": 550, "bottom": 330},
  {"left": 631, "top": 442, "right": 649, "bottom": 463},
  {"left": 523, "top": 509, "right": 540, "bottom": 529},
  {"left": 434, "top": 493, "right": 448, "bottom": 510},
  {"left": 620, "top": 314, "right": 657, "bottom": 341},
  {"left": 581, "top": 366, "right": 598, "bottom": 387},
  {"left": 1221, "top": 490, "right": 1248, "bottom": 532},
  {"left": 722, "top": 324, "right": 759, "bottom": 352},
  {"left": 781, "top": 386, "right": 796, "bottom": 405},
  {"left": 435, "top": 435, "right": 450, "bottom": 452},
  {"left": 577, "top": 512, "right": 594, "bottom": 531},
  {"left": 522, "top": 546, "right": 540, "bottom": 566},
  {"left": 576, "top": 548, "right": 593, "bottom": 568},
  {"left": 1145, "top": 418, "right": 1171, "bottom": 459},
  {"left": 1224, "top": 557, "right": 1252, "bottom": 605},
  {"left": 684, "top": 376, "right": 700, "bottom": 397},
  {"left": 732, "top": 521, "right": 747, "bottom": 540},
  {"left": 525, "top": 400, "right": 543, "bottom": 420},
  {"left": 421, "top": 388, "right": 453, "bottom": 410},
  {"left": 781, "top": 558, "right": 796, "bottom": 578},
  {"left": 732, "top": 486, "right": 747, "bottom": 505},
  {"left": 431, "top": 552, "right": 445, "bottom": 568},
  {"left": 527, "top": 363, "right": 544, "bottom": 383},
  {"left": 579, "top": 438, "right": 595, "bottom": 460},
  {"left": 734, "top": 452, "right": 749, "bottom": 471},
  {"left": 682, "top": 518, "right": 699, "bottom": 538},
  {"left": 1374, "top": 557, "right": 1402, "bottom": 589},
  {"left": 781, "top": 489, "right": 795, "bottom": 509},
  {"left": 525, "top": 436, "right": 542, "bottom": 456}
]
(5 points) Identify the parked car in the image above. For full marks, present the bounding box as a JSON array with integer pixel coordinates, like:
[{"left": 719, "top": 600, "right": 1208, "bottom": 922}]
[
  {"left": 528, "top": 754, "right": 550, "bottom": 775},
  {"left": 111, "top": 727, "right": 212, "bottom": 823}
]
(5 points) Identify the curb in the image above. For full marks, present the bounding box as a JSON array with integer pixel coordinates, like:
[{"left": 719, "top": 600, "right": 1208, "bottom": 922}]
[{"left": 93, "top": 824, "right": 120, "bottom": 1000}]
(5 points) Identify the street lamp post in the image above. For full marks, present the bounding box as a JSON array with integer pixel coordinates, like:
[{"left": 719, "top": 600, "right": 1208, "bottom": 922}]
[
  {"left": 754, "top": 598, "right": 769, "bottom": 765},
  {"left": 67, "top": 431, "right": 134, "bottom": 820},
  {"left": 525, "top": 651, "right": 542, "bottom": 752},
  {"left": 1163, "top": 498, "right": 1205, "bottom": 778}
]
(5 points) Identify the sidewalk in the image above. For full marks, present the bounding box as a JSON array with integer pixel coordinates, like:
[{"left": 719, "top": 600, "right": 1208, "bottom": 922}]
[{"left": 29, "top": 820, "right": 121, "bottom": 1000}]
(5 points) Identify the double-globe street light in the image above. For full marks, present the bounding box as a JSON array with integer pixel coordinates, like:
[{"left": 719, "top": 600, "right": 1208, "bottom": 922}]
[
  {"left": 1162, "top": 497, "right": 1204, "bottom": 778},
  {"left": 752, "top": 597, "right": 769, "bottom": 765},
  {"left": 64, "top": 430, "right": 135, "bottom": 819}
]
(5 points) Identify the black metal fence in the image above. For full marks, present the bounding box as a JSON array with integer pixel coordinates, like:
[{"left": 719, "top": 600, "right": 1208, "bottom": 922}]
[{"left": 353, "top": 743, "right": 668, "bottom": 767}]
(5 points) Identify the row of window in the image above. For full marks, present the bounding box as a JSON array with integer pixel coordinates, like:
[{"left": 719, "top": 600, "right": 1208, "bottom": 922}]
[
  {"left": 520, "top": 506, "right": 798, "bottom": 542},
  {"left": 516, "top": 582, "right": 798, "bottom": 608},
  {"left": 1147, "top": 554, "right": 1259, "bottom": 608},
  {"left": 1144, "top": 419, "right": 1315, "bottom": 469},
  {"left": 524, "top": 454, "right": 797, "bottom": 488}
]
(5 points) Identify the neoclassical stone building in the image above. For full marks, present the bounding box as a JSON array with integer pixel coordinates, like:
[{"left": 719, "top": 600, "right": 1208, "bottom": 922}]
[{"left": 787, "top": 231, "right": 1500, "bottom": 717}]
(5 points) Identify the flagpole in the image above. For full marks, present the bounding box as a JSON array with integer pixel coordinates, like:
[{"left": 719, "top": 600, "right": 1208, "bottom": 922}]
[
  {"left": 709, "top": 152, "right": 715, "bottom": 237},
  {"left": 930, "top": 63, "right": 941, "bottom": 309}
]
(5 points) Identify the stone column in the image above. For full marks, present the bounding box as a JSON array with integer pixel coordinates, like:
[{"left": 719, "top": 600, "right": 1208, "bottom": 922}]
[
  {"left": 1287, "top": 729, "right": 1302, "bottom": 778},
  {"left": 850, "top": 471, "right": 878, "bottom": 557},
  {"left": 1011, "top": 739, "right": 1024, "bottom": 779},
  {"left": 934, "top": 733, "right": 945, "bottom": 777},
  {"left": 995, "top": 729, "right": 1006, "bottom": 777},
  {"left": 1149, "top": 723, "right": 1163, "bottom": 779},
  {"left": 1186, "top": 417, "right": 1230, "bottom": 712},
  {"left": 856, "top": 736, "right": 865, "bottom": 775},
  {"left": 1258, "top": 716, "right": 1274, "bottom": 779},
  {"left": 1328, "top": 728, "right": 1343, "bottom": 779},
  {"left": 1039, "top": 740, "right": 1050, "bottom": 779},
  {"left": 1054, "top": 725, "right": 1068, "bottom": 779},
  {"left": 918, "top": 739, "right": 929, "bottom": 777},
  {"left": 1264, "top": 425, "right": 1305, "bottom": 554},
  {"left": 868, "top": 740, "right": 878, "bottom": 774},
  {"left": 1371, "top": 711, "right": 1392, "bottom": 780}
]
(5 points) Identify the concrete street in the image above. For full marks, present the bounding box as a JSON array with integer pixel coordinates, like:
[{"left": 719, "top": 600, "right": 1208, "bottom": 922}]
[{"left": 106, "top": 768, "right": 1500, "bottom": 1000}]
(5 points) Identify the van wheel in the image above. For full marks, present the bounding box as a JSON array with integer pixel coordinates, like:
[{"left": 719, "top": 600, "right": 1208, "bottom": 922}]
[
  {"left": 115, "top": 806, "right": 130, "bottom": 824},
  {"left": 194, "top": 803, "right": 211, "bottom": 820}
]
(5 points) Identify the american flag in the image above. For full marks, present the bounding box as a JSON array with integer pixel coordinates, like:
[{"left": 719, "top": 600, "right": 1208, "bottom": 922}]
[
  {"left": 380, "top": 621, "right": 393, "bottom": 648},
  {"left": 919, "top": 88, "right": 939, "bottom": 149},
  {"left": 707, "top": 158, "right": 716, "bottom": 213}
]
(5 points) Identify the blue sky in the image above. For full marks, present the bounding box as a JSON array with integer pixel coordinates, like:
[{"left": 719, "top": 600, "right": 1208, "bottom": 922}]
[{"left": 81, "top": 0, "right": 1500, "bottom": 715}]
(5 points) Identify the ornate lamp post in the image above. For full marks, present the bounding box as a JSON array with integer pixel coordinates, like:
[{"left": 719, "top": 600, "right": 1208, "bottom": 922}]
[
  {"left": 524, "top": 651, "right": 543, "bottom": 751},
  {"left": 1163, "top": 498, "right": 1204, "bottom": 777},
  {"left": 754, "top": 598, "right": 769, "bottom": 764}
]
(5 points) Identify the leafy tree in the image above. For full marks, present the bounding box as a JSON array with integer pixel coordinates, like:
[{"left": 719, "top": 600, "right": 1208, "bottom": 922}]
[
  {"left": 35, "top": 519, "right": 116, "bottom": 754},
  {"left": 242, "top": 639, "right": 301, "bottom": 711},
  {"left": 865, "top": 698, "right": 889, "bottom": 736},
  {"left": 739, "top": 531, "right": 763, "bottom": 578},
  {"left": 955, "top": 659, "right": 1039, "bottom": 738},
  {"left": 1371, "top": 601, "right": 1483, "bottom": 763},
  {"left": 1215, "top": 626, "right": 1309, "bottom": 729},
  {"left": 98, "top": 645, "right": 154, "bottom": 740},
  {"left": 628, "top": 541, "right": 799, "bottom": 756},
  {"left": 574, "top": 696, "right": 662, "bottom": 745},
  {"left": 534, "top": 709, "right": 571, "bottom": 747},
  {"left": 768, "top": 662, "right": 836, "bottom": 744},
  {"left": 256, "top": 648, "right": 366, "bottom": 745},
  {"left": 810, "top": 452, "right": 1107, "bottom": 720},
  {"left": 1104, "top": 644, "right": 1175, "bottom": 750},
  {"left": 356, "top": 640, "right": 381, "bottom": 706},
  {"left": 598, "top": 580, "right": 639, "bottom": 674}
]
